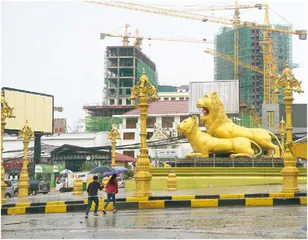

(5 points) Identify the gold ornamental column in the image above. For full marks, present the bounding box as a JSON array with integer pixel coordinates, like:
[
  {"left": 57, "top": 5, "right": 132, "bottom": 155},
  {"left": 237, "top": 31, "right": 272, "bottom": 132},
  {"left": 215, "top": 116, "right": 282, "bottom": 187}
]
[
  {"left": 1, "top": 91, "right": 15, "bottom": 204},
  {"left": 276, "top": 117, "right": 286, "bottom": 150},
  {"left": 18, "top": 120, "right": 34, "bottom": 198},
  {"left": 108, "top": 124, "right": 120, "bottom": 167},
  {"left": 274, "top": 60, "right": 304, "bottom": 193},
  {"left": 130, "top": 68, "right": 157, "bottom": 197}
]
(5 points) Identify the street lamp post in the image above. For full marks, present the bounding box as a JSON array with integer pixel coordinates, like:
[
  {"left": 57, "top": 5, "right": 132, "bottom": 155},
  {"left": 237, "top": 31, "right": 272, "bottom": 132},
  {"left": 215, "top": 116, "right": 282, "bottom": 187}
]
[
  {"left": 274, "top": 60, "right": 304, "bottom": 193},
  {"left": 276, "top": 117, "right": 286, "bottom": 150},
  {"left": 108, "top": 124, "right": 120, "bottom": 167},
  {"left": 1, "top": 91, "right": 15, "bottom": 204},
  {"left": 130, "top": 68, "right": 157, "bottom": 197},
  {"left": 18, "top": 120, "right": 34, "bottom": 198}
]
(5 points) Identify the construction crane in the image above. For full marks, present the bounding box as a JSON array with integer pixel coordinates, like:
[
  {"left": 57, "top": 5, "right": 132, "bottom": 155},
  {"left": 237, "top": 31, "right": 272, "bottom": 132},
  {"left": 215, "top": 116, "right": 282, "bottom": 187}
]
[
  {"left": 85, "top": 1, "right": 306, "bottom": 37},
  {"left": 85, "top": 0, "right": 306, "bottom": 95},
  {"left": 204, "top": 48, "right": 264, "bottom": 74},
  {"left": 144, "top": 1, "right": 263, "bottom": 81},
  {"left": 101, "top": 28, "right": 212, "bottom": 49},
  {"left": 261, "top": 4, "right": 277, "bottom": 104},
  {"left": 86, "top": 0, "right": 306, "bottom": 126},
  {"left": 172, "top": 4, "right": 263, "bottom": 12},
  {"left": 204, "top": 48, "right": 299, "bottom": 79}
]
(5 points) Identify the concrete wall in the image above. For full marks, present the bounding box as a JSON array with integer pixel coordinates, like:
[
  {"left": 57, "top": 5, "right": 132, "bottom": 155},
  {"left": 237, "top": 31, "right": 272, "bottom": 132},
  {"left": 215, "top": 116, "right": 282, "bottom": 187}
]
[
  {"left": 3, "top": 132, "right": 110, "bottom": 152},
  {"left": 262, "top": 104, "right": 307, "bottom": 134}
]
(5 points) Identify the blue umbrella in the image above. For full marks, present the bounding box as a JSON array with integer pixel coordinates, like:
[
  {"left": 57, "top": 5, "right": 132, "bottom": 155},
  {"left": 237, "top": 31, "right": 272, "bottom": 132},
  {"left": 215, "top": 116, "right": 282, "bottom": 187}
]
[
  {"left": 112, "top": 166, "right": 128, "bottom": 171},
  {"left": 103, "top": 168, "right": 128, "bottom": 177}
]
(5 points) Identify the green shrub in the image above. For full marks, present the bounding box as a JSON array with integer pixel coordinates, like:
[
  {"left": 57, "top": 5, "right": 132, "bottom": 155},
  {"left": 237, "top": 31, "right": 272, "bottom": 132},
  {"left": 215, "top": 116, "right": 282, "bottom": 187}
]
[{"left": 123, "top": 170, "right": 134, "bottom": 179}]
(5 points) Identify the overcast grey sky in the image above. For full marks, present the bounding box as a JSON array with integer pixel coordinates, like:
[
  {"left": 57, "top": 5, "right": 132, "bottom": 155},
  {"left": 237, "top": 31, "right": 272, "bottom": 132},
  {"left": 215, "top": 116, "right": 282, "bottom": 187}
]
[{"left": 2, "top": 0, "right": 307, "bottom": 129}]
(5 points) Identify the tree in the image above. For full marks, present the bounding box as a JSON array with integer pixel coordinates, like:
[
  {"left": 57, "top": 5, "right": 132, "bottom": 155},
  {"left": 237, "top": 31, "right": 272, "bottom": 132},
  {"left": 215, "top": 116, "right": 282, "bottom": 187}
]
[{"left": 78, "top": 161, "right": 95, "bottom": 172}]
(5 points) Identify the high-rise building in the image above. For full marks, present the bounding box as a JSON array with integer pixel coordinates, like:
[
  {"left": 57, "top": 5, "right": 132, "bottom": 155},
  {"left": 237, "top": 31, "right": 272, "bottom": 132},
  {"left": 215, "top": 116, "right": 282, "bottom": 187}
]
[
  {"left": 214, "top": 25, "right": 292, "bottom": 117},
  {"left": 104, "top": 46, "right": 158, "bottom": 106},
  {"left": 84, "top": 46, "right": 158, "bottom": 132}
]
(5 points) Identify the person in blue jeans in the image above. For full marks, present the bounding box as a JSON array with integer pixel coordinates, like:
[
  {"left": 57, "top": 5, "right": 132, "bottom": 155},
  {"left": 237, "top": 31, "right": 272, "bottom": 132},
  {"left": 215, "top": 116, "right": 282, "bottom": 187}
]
[
  {"left": 85, "top": 175, "right": 103, "bottom": 218},
  {"left": 103, "top": 174, "right": 118, "bottom": 214}
]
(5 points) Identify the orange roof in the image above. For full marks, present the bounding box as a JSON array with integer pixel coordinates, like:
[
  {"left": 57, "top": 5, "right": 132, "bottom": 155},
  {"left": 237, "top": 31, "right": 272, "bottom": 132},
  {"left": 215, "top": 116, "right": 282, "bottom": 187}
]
[
  {"left": 115, "top": 152, "right": 137, "bottom": 162},
  {"left": 123, "top": 100, "right": 189, "bottom": 115}
]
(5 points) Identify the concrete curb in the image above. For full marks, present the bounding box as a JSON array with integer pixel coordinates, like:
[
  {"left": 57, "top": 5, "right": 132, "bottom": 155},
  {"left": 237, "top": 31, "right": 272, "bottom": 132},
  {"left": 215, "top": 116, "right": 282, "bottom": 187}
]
[{"left": 1, "top": 192, "right": 306, "bottom": 215}]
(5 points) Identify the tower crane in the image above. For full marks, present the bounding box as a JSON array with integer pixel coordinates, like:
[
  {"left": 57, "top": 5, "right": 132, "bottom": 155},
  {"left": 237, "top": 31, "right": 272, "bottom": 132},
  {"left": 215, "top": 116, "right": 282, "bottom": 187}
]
[
  {"left": 101, "top": 28, "right": 212, "bottom": 49},
  {"left": 85, "top": 1, "right": 306, "bottom": 101},
  {"left": 204, "top": 48, "right": 264, "bottom": 75},
  {"left": 86, "top": 0, "right": 306, "bottom": 126}
]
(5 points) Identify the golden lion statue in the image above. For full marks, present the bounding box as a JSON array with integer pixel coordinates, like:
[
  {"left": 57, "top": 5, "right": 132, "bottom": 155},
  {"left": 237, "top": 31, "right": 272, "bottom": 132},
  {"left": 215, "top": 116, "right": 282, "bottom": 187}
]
[
  {"left": 177, "top": 116, "right": 262, "bottom": 158},
  {"left": 163, "top": 162, "right": 171, "bottom": 168},
  {"left": 196, "top": 92, "right": 283, "bottom": 157}
]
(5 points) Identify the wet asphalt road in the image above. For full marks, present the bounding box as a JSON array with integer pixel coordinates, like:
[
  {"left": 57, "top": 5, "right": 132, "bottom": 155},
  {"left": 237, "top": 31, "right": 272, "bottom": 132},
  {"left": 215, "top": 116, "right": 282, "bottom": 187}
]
[{"left": 1, "top": 206, "right": 307, "bottom": 239}]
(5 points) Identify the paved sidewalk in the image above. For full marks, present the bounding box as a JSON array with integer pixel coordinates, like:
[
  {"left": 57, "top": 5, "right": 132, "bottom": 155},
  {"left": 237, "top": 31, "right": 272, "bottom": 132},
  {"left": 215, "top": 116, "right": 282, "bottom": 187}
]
[{"left": 4, "top": 184, "right": 307, "bottom": 204}]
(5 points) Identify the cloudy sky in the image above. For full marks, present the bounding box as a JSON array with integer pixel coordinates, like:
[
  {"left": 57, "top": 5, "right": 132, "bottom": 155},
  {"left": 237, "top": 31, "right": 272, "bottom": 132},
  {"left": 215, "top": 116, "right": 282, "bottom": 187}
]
[{"left": 2, "top": 0, "right": 307, "bottom": 130}]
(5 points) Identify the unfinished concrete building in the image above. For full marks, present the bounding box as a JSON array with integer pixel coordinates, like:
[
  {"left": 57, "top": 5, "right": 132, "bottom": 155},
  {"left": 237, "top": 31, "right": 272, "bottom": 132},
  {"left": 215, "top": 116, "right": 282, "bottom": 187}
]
[
  {"left": 84, "top": 46, "right": 158, "bottom": 132},
  {"left": 104, "top": 46, "right": 158, "bottom": 106},
  {"left": 214, "top": 25, "right": 292, "bottom": 127}
]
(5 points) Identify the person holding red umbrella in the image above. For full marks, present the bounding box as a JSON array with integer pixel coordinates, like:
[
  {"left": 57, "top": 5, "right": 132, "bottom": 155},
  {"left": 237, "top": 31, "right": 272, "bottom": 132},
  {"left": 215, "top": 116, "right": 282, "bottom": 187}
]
[{"left": 102, "top": 173, "right": 118, "bottom": 214}]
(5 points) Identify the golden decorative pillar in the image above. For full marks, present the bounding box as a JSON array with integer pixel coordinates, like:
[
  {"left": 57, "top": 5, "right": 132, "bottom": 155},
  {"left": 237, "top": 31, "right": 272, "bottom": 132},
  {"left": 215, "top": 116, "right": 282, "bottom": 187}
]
[
  {"left": 73, "top": 178, "right": 83, "bottom": 195},
  {"left": 274, "top": 60, "right": 304, "bottom": 193},
  {"left": 1, "top": 91, "right": 15, "bottom": 204},
  {"left": 18, "top": 120, "right": 34, "bottom": 198},
  {"left": 167, "top": 170, "right": 177, "bottom": 191},
  {"left": 108, "top": 124, "right": 120, "bottom": 167},
  {"left": 130, "top": 68, "right": 157, "bottom": 197},
  {"left": 276, "top": 117, "right": 286, "bottom": 150}
]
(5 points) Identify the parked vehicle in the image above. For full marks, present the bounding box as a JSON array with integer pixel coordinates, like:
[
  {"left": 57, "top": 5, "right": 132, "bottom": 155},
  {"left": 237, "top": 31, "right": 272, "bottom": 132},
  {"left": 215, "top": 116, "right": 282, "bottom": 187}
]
[
  {"left": 4, "top": 180, "right": 15, "bottom": 198},
  {"left": 28, "top": 180, "right": 50, "bottom": 195},
  {"left": 117, "top": 176, "right": 125, "bottom": 188},
  {"left": 55, "top": 171, "right": 89, "bottom": 193},
  {"left": 11, "top": 179, "right": 19, "bottom": 197}
]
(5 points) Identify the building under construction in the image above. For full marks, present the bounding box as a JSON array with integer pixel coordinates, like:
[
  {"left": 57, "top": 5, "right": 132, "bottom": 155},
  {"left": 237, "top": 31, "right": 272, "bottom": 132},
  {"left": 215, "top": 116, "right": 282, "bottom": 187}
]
[
  {"left": 84, "top": 46, "right": 158, "bottom": 132},
  {"left": 214, "top": 25, "right": 292, "bottom": 126}
]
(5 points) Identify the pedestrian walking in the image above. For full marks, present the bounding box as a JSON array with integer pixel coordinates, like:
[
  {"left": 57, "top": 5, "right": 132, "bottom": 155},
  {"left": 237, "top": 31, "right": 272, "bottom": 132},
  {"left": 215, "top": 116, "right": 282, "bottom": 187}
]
[
  {"left": 85, "top": 175, "right": 103, "bottom": 218},
  {"left": 102, "top": 174, "right": 118, "bottom": 214}
]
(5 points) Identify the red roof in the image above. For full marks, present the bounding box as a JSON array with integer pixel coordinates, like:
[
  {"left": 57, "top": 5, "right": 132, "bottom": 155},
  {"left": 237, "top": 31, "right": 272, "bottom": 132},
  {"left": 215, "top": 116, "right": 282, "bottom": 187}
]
[
  {"left": 116, "top": 152, "right": 137, "bottom": 163},
  {"left": 123, "top": 100, "right": 188, "bottom": 115}
]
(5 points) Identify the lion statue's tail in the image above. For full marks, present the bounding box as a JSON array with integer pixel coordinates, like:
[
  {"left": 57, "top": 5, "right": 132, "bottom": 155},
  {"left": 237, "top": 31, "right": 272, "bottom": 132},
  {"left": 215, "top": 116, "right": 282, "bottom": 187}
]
[
  {"left": 267, "top": 131, "right": 285, "bottom": 156},
  {"left": 250, "top": 140, "right": 262, "bottom": 157}
]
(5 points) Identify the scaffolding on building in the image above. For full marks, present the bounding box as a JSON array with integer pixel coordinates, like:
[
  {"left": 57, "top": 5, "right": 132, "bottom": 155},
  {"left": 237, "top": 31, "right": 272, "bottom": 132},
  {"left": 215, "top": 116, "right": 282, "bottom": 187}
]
[{"left": 214, "top": 25, "right": 292, "bottom": 128}]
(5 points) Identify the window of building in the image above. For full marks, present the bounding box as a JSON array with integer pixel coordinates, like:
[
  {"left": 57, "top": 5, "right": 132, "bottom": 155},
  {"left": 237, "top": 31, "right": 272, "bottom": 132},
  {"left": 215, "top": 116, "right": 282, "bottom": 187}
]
[
  {"left": 119, "top": 78, "right": 134, "bottom": 88},
  {"left": 118, "top": 99, "right": 122, "bottom": 105},
  {"left": 179, "top": 97, "right": 184, "bottom": 100},
  {"left": 162, "top": 117, "right": 174, "bottom": 128},
  {"left": 126, "top": 118, "right": 138, "bottom": 129},
  {"left": 119, "top": 58, "right": 133, "bottom": 66},
  {"left": 123, "top": 132, "right": 135, "bottom": 140},
  {"left": 126, "top": 89, "right": 131, "bottom": 95},
  {"left": 147, "top": 132, "right": 154, "bottom": 139},
  {"left": 123, "top": 151, "right": 135, "bottom": 158},
  {"left": 164, "top": 98, "right": 168, "bottom": 101},
  {"left": 147, "top": 117, "right": 156, "bottom": 128},
  {"left": 267, "top": 111, "right": 275, "bottom": 128},
  {"left": 126, "top": 99, "right": 131, "bottom": 105},
  {"left": 109, "top": 99, "right": 115, "bottom": 105},
  {"left": 180, "top": 115, "right": 189, "bottom": 123},
  {"left": 171, "top": 97, "right": 176, "bottom": 100}
]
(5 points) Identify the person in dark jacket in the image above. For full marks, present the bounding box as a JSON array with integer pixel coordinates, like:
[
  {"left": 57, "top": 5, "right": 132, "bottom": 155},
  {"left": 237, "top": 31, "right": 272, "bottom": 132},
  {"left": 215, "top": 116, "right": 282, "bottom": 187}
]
[
  {"left": 102, "top": 174, "right": 118, "bottom": 214},
  {"left": 85, "top": 175, "right": 103, "bottom": 218}
]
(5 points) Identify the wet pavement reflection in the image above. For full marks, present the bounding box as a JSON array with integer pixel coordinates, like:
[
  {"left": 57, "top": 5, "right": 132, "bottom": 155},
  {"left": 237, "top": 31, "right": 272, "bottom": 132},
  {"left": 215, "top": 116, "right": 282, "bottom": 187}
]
[
  {"left": 4, "top": 184, "right": 307, "bottom": 204},
  {"left": 1, "top": 206, "right": 306, "bottom": 239}
]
